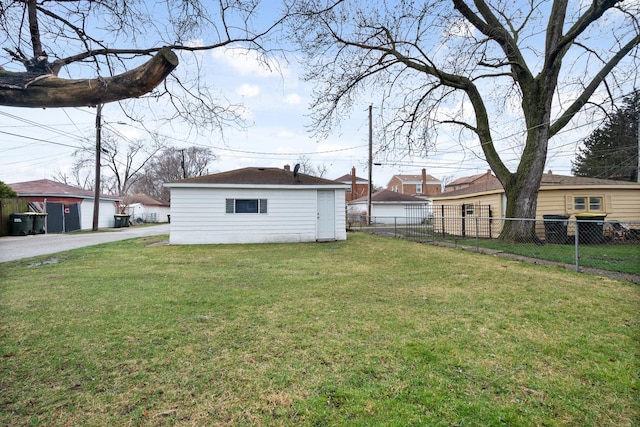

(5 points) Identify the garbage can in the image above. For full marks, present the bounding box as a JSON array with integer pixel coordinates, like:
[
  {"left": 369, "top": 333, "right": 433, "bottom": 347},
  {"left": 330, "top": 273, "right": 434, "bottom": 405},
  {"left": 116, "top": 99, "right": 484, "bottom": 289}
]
[
  {"left": 32, "top": 213, "right": 48, "bottom": 234},
  {"left": 10, "top": 213, "right": 34, "bottom": 236},
  {"left": 114, "top": 214, "right": 130, "bottom": 228},
  {"left": 575, "top": 213, "right": 607, "bottom": 244},
  {"left": 543, "top": 214, "right": 569, "bottom": 244}
]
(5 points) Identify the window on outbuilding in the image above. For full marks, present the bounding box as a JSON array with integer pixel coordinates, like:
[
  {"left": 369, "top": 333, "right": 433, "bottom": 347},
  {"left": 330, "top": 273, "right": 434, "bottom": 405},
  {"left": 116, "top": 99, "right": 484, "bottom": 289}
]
[
  {"left": 226, "top": 198, "right": 268, "bottom": 214},
  {"left": 573, "top": 196, "right": 604, "bottom": 213}
]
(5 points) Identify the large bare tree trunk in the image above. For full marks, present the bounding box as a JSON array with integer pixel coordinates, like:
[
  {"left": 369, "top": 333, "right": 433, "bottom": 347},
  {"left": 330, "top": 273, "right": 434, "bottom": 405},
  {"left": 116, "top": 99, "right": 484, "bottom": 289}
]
[{"left": 0, "top": 48, "right": 178, "bottom": 108}]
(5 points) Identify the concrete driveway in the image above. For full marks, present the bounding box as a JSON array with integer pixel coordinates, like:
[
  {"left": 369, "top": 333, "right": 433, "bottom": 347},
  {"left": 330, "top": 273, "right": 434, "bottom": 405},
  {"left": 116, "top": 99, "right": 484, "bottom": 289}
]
[{"left": 0, "top": 224, "right": 169, "bottom": 263}]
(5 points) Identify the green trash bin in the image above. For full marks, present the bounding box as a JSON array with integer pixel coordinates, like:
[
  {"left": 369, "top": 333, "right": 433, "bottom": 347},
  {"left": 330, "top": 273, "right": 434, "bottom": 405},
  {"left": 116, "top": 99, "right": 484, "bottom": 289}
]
[
  {"left": 32, "top": 213, "right": 48, "bottom": 234},
  {"left": 543, "top": 214, "right": 569, "bottom": 244},
  {"left": 575, "top": 213, "right": 607, "bottom": 244},
  {"left": 10, "top": 213, "right": 34, "bottom": 236},
  {"left": 114, "top": 214, "right": 130, "bottom": 228}
]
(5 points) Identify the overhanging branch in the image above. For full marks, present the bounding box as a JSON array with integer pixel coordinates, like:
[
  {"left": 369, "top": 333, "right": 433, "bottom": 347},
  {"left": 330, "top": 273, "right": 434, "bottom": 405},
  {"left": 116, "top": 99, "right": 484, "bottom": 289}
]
[{"left": 0, "top": 48, "right": 179, "bottom": 108}]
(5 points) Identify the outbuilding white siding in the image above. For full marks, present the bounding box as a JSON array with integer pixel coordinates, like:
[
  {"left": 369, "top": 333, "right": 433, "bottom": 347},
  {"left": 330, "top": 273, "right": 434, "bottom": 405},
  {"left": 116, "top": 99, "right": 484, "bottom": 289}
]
[
  {"left": 79, "top": 199, "right": 118, "bottom": 230},
  {"left": 127, "top": 203, "right": 171, "bottom": 223},
  {"left": 169, "top": 186, "right": 346, "bottom": 244},
  {"left": 349, "top": 201, "right": 432, "bottom": 224}
]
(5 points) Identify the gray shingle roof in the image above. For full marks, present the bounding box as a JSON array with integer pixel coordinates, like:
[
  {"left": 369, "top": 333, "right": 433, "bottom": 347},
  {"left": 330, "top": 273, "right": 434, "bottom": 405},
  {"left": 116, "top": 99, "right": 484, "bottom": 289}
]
[
  {"left": 169, "top": 167, "right": 344, "bottom": 186},
  {"left": 8, "top": 179, "right": 119, "bottom": 200},
  {"left": 437, "top": 173, "right": 640, "bottom": 198}
]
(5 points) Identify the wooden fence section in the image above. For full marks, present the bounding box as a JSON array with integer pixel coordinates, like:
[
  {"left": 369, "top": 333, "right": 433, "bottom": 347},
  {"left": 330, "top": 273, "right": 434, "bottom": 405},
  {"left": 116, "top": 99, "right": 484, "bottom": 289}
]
[{"left": 0, "top": 198, "right": 29, "bottom": 236}]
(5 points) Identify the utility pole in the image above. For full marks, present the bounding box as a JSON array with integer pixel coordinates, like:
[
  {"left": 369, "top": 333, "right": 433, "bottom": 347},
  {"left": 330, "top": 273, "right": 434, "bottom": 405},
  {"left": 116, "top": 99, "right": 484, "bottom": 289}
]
[
  {"left": 92, "top": 104, "right": 103, "bottom": 232},
  {"left": 368, "top": 105, "right": 373, "bottom": 225},
  {"left": 181, "top": 149, "right": 187, "bottom": 179}
]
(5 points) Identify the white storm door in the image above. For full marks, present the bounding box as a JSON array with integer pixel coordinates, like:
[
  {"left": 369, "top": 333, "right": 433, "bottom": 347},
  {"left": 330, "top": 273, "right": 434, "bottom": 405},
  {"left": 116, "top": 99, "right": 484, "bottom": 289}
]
[{"left": 317, "top": 190, "right": 335, "bottom": 240}]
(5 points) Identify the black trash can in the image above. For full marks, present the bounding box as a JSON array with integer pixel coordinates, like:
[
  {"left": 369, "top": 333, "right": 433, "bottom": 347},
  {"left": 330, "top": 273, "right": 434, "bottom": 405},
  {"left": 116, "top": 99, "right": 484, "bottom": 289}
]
[
  {"left": 10, "top": 213, "right": 34, "bottom": 236},
  {"left": 543, "top": 214, "right": 569, "bottom": 244},
  {"left": 114, "top": 214, "right": 130, "bottom": 228},
  {"left": 575, "top": 213, "right": 607, "bottom": 244},
  {"left": 32, "top": 213, "right": 48, "bottom": 234}
]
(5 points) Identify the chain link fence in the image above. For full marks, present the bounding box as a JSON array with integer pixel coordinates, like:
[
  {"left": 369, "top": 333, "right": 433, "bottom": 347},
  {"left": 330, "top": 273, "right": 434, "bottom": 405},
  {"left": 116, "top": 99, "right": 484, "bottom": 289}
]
[{"left": 347, "top": 214, "right": 640, "bottom": 277}]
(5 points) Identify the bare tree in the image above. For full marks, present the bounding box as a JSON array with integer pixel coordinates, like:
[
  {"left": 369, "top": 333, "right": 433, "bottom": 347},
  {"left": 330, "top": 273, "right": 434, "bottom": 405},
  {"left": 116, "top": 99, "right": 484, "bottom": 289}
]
[
  {"left": 289, "top": 0, "right": 639, "bottom": 241},
  {"left": 131, "top": 146, "right": 216, "bottom": 201},
  {"left": 296, "top": 155, "right": 329, "bottom": 177},
  {"left": 64, "top": 131, "right": 166, "bottom": 195},
  {"left": 100, "top": 133, "right": 166, "bottom": 196},
  {"left": 0, "top": 0, "right": 287, "bottom": 132}
]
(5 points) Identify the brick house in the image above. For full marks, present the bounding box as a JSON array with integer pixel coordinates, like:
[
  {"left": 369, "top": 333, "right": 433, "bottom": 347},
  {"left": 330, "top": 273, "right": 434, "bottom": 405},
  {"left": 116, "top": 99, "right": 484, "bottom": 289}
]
[
  {"left": 334, "top": 166, "right": 370, "bottom": 201},
  {"left": 444, "top": 169, "right": 495, "bottom": 193},
  {"left": 386, "top": 169, "right": 441, "bottom": 197}
]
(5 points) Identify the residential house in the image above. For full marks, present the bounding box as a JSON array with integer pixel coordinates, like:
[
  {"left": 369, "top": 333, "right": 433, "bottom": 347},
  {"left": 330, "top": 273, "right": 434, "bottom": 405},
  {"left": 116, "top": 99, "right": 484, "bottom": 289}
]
[
  {"left": 334, "top": 167, "right": 370, "bottom": 201},
  {"left": 123, "top": 194, "right": 171, "bottom": 223},
  {"left": 386, "top": 169, "right": 442, "bottom": 197},
  {"left": 8, "top": 179, "right": 120, "bottom": 232},
  {"left": 348, "top": 189, "right": 432, "bottom": 224},
  {"left": 444, "top": 169, "right": 494, "bottom": 193},
  {"left": 431, "top": 171, "right": 640, "bottom": 239},
  {"left": 164, "top": 165, "right": 348, "bottom": 244}
]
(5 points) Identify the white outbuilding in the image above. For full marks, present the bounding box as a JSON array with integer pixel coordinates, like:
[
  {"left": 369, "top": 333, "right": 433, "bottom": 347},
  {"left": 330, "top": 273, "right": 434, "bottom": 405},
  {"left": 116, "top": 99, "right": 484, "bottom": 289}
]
[
  {"left": 348, "top": 189, "right": 432, "bottom": 224},
  {"left": 164, "top": 166, "right": 348, "bottom": 244}
]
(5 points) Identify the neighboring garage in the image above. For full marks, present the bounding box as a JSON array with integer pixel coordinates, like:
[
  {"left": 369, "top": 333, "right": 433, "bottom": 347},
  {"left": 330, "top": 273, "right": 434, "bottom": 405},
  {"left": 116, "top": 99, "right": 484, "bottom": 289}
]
[{"left": 8, "top": 179, "right": 120, "bottom": 232}]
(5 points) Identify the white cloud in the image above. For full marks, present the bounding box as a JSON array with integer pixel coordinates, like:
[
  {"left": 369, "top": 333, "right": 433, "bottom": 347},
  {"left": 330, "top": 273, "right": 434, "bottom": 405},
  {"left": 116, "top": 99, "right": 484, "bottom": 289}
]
[
  {"left": 276, "top": 130, "right": 296, "bottom": 138},
  {"left": 184, "top": 38, "right": 204, "bottom": 48},
  {"left": 283, "top": 93, "right": 302, "bottom": 105},
  {"left": 236, "top": 84, "right": 261, "bottom": 98},
  {"left": 211, "top": 47, "right": 286, "bottom": 78}
]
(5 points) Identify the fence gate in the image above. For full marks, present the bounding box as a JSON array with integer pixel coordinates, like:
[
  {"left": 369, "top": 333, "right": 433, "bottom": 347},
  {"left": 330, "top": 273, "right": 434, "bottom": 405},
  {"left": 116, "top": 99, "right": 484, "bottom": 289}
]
[
  {"left": 46, "top": 202, "right": 81, "bottom": 233},
  {"left": 434, "top": 204, "right": 493, "bottom": 239}
]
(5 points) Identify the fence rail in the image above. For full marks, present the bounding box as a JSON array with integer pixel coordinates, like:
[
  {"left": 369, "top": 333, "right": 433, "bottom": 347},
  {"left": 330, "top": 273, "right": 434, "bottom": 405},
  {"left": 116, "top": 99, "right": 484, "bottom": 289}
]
[{"left": 348, "top": 215, "right": 640, "bottom": 277}]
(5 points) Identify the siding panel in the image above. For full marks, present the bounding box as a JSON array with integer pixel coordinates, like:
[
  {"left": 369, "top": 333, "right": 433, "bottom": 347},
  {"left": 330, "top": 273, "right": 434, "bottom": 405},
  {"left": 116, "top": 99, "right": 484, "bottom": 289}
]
[{"left": 170, "top": 187, "right": 345, "bottom": 244}]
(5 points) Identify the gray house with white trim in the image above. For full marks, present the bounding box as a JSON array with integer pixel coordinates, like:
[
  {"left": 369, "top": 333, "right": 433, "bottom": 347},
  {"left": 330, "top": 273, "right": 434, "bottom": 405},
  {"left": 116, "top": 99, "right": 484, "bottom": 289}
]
[{"left": 165, "top": 166, "right": 348, "bottom": 244}]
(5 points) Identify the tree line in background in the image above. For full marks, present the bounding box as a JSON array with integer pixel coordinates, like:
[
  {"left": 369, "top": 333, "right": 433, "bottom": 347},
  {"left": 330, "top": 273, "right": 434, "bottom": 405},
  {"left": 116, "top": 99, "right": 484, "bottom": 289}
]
[
  {"left": 572, "top": 90, "right": 639, "bottom": 183},
  {"left": 50, "top": 129, "right": 334, "bottom": 202},
  {"left": 53, "top": 134, "right": 215, "bottom": 202}
]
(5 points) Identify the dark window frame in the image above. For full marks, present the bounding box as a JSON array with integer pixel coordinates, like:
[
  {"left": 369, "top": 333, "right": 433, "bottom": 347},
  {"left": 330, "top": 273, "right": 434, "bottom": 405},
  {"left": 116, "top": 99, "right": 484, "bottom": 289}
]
[{"left": 226, "top": 198, "right": 268, "bottom": 214}]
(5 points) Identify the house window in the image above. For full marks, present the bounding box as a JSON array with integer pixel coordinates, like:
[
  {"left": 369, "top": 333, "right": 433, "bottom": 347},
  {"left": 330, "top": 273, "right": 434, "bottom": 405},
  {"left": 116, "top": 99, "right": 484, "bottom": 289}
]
[
  {"left": 226, "top": 198, "right": 268, "bottom": 214},
  {"left": 416, "top": 184, "right": 422, "bottom": 193},
  {"left": 465, "top": 204, "right": 475, "bottom": 215},
  {"left": 574, "top": 196, "right": 603, "bottom": 212},
  {"left": 589, "top": 197, "right": 602, "bottom": 211}
]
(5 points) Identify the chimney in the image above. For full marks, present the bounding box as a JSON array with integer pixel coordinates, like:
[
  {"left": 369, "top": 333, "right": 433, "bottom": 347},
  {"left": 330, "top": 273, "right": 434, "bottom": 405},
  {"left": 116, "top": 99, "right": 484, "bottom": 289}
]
[
  {"left": 284, "top": 164, "right": 290, "bottom": 171},
  {"left": 421, "top": 168, "right": 427, "bottom": 194},
  {"left": 351, "top": 167, "right": 356, "bottom": 200}
]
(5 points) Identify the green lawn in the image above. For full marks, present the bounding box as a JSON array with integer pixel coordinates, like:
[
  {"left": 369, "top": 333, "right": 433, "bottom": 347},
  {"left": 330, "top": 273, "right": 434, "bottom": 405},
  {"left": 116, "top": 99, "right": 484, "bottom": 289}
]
[
  {"left": 1, "top": 233, "right": 638, "bottom": 426},
  {"left": 448, "top": 237, "right": 640, "bottom": 275}
]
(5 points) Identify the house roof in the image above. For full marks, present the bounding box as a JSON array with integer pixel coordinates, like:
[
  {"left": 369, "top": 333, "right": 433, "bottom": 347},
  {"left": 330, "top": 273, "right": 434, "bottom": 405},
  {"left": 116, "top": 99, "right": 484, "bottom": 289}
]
[
  {"left": 350, "top": 189, "right": 428, "bottom": 204},
  {"left": 334, "top": 173, "right": 369, "bottom": 184},
  {"left": 392, "top": 173, "right": 440, "bottom": 183},
  {"left": 8, "top": 179, "right": 120, "bottom": 201},
  {"left": 435, "top": 173, "right": 640, "bottom": 198},
  {"left": 167, "top": 167, "right": 345, "bottom": 187},
  {"left": 123, "top": 193, "right": 169, "bottom": 206},
  {"left": 446, "top": 171, "right": 491, "bottom": 187}
]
